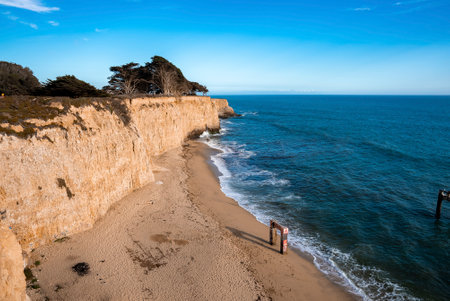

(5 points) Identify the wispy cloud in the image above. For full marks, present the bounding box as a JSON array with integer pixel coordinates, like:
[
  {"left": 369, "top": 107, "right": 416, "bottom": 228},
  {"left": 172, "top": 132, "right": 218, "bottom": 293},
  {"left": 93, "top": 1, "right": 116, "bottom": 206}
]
[
  {"left": 3, "top": 10, "right": 18, "bottom": 20},
  {"left": 0, "top": 0, "right": 59, "bottom": 13},
  {"left": 48, "top": 20, "right": 58, "bottom": 26},
  {"left": 20, "top": 20, "right": 37, "bottom": 29},
  {"left": 95, "top": 28, "right": 108, "bottom": 33},
  {"left": 394, "top": 0, "right": 428, "bottom": 6},
  {"left": 352, "top": 7, "right": 372, "bottom": 11},
  {"left": 3, "top": 9, "right": 37, "bottom": 28},
  {"left": 3, "top": 11, "right": 19, "bottom": 20},
  {"left": 392, "top": 0, "right": 434, "bottom": 14}
]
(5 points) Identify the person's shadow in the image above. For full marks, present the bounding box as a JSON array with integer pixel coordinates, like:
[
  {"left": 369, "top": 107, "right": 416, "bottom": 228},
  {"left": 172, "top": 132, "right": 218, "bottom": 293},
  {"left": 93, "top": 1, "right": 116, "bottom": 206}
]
[{"left": 226, "top": 226, "right": 280, "bottom": 254}]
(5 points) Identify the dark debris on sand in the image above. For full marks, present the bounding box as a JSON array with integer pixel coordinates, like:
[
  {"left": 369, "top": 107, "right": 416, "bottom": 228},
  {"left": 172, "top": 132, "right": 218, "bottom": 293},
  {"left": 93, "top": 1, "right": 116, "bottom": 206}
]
[{"left": 72, "top": 262, "right": 90, "bottom": 276}]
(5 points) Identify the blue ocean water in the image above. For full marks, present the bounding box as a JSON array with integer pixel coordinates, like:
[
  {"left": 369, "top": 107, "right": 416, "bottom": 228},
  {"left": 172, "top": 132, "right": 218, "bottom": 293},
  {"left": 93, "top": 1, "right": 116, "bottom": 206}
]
[{"left": 200, "top": 95, "right": 450, "bottom": 301}]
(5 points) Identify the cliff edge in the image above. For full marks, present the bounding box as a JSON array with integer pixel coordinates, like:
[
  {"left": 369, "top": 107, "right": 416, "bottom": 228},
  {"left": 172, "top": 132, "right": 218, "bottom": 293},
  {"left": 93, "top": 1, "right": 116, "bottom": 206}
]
[{"left": 0, "top": 96, "right": 233, "bottom": 254}]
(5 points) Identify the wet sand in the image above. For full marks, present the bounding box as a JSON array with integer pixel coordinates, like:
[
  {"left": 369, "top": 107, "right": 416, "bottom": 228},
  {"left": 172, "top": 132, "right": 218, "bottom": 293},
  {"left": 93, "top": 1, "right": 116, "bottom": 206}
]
[{"left": 27, "top": 142, "right": 355, "bottom": 300}]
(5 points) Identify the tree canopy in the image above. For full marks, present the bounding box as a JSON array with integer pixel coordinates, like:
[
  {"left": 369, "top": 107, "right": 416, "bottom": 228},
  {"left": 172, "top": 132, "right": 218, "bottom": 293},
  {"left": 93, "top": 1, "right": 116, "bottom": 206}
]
[
  {"left": 0, "top": 61, "right": 41, "bottom": 95},
  {"left": 1, "top": 56, "right": 207, "bottom": 98},
  {"left": 37, "top": 75, "right": 107, "bottom": 98},
  {"left": 104, "top": 62, "right": 142, "bottom": 95},
  {"left": 104, "top": 56, "right": 208, "bottom": 96}
]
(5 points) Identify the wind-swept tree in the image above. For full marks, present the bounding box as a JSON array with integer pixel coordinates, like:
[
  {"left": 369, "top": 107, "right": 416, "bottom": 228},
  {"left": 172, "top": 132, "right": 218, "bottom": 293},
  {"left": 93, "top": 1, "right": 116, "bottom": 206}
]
[
  {"left": 36, "top": 75, "right": 107, "bottom": 97},
  {"left": 143, "top": 56, "right": 209, "bottom": 96},
  {"left": 0, "top": 61, "right": 41, "bottom": 95},
  {"left": 141, "top": 56, "right": 186, "bottom": 96},
  {"left": 106, "top": 62, "right": 143, "bottom": 95},
  {"left": 104, "top": 56, "right": 208, "bottom": 96},
  {"left": 189, "top": 81, "right": 208, "bottom": 95}
]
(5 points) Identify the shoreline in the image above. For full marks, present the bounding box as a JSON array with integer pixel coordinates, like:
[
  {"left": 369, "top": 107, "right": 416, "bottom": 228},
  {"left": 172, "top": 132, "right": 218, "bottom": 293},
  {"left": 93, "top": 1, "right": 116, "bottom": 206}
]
[
  {"left": 25, "top": 141, "right": 355, "bottom": 300},
  {"left": 186, "top": 141, "right": 356, "bottom": 300}
]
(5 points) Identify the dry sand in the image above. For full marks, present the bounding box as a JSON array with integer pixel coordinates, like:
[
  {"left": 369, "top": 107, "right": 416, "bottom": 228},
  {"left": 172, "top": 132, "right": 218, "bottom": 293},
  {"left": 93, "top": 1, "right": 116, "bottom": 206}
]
[{"left": 27, "top": 142, "right": 356, "bottom": 301}]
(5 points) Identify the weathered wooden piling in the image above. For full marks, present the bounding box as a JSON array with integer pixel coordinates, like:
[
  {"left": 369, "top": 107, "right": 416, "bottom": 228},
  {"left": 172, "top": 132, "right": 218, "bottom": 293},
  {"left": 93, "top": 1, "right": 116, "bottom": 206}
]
[
  {"left": 269, "top": 220, "right": 289, "bottom": 254},
  {"left": 435, "top": 190, "right": 449, "bottom": 219}
]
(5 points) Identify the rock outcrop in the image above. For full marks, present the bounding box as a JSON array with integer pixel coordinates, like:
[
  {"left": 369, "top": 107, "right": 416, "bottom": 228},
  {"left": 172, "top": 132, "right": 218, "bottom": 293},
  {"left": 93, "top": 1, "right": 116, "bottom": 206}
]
[
  {"left": 213, "top": 98, "right": 238, "bottom": 118},
  {"left": 0, "top": 225, "right": 27, "bottom": 301},
  {"left": 0, "top": 96, "right": 230, "bottom": 254}
]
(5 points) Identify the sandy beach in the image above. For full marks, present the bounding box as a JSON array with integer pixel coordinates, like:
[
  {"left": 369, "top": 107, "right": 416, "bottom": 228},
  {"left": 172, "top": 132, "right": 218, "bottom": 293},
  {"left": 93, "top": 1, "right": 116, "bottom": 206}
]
[{"left": 26, "top": 141, "right": 355, "bottom": 301}]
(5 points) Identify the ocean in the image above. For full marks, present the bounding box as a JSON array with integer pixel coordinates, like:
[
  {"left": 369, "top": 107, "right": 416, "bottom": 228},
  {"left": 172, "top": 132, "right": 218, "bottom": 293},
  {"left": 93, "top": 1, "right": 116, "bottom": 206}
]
[{"left": 200, "top": 95, "right": 450, "bottom": 301}]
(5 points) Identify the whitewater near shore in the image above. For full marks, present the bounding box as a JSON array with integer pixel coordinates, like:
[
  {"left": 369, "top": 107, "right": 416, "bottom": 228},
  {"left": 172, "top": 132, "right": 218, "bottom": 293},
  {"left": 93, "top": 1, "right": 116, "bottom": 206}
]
[{"left": 27, "top": 142, "right": 354, "bottom": 300}]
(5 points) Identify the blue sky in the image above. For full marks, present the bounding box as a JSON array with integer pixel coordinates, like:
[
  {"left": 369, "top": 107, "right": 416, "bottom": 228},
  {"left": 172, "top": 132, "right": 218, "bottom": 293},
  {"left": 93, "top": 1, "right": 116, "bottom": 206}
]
[{"left": 0, "top": 0, "right": 449, "bottom": 94}]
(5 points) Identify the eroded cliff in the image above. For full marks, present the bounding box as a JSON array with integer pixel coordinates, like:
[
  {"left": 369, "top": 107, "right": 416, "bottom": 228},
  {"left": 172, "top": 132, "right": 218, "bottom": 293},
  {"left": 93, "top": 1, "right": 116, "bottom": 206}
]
[
  {"left": 0, "top": 225, "right": 27, "bottom": 301},
  {"left": 0, "top": 96, "right": 226, "bottom": 253},
  {"left": 213, "top": 98, "right": 238, "bottom": 118}
]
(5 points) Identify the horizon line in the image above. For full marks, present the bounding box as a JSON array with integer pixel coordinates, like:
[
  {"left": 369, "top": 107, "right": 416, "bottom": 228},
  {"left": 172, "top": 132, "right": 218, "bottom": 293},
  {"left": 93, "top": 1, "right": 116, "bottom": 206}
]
[{"left": 209, "top": 93, "right": 450, "bottom": 97}]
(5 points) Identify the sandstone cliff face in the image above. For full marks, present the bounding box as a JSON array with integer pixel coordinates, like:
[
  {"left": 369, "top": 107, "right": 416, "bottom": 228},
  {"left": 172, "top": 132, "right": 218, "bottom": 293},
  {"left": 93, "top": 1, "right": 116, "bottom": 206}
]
[
  {"left": 212, "top": 98, "right": 237, "bottom": 118},
  {"left": 0, "top": 96, "right": 223, "bottom": 253},
  {"left": 0, "top": 225, "right": 27, "bottom": 301}
]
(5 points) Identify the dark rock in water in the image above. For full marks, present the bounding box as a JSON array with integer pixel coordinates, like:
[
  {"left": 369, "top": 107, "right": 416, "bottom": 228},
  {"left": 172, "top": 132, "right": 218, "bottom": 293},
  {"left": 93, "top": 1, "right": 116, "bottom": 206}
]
[{"left": 72, "top": 262, "right": 90, "bottom": 276}]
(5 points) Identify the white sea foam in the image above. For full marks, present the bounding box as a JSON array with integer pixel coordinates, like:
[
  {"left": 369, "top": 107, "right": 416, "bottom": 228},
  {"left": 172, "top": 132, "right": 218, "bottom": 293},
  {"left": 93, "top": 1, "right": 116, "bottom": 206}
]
[
  {"left": 199, "top": 131, "right": 210, "bottom": 139},
  {"left": 241, "top": 111, "right": 258, "bottom": 116},
  {"left": 281, "top": 193, "right": 301, "bottom": 201},
  {"left": 197, "top": 131, "right": 419, "bottom": 301},
  {"left": 242, "top": 178, "right": 290, "bottom": 187},
  {"left": 211, "top": 155, "right": 232, "bottom": 178},
  {"left": 239, "top": 170, "right": 273, "bottom": 177}
]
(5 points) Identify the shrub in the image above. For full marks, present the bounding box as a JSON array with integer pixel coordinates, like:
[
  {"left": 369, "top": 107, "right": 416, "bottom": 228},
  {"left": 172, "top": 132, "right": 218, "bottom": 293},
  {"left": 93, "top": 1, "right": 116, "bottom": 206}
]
[
  {"left": 0, "top": 61, "right": 41, "bottom": 95},
  {"left": 36, "top": 75, "right": 107, "bottom": 98}
]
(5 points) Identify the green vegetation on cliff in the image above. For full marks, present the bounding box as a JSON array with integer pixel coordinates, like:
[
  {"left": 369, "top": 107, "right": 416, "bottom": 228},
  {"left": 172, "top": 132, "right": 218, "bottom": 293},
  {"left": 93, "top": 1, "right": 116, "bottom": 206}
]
[
  {"left": 36, "top": 75, "right": 108, "bottom": 98},
  {"left": 0, "top": 96, "right": 130, "bottom": 138}
]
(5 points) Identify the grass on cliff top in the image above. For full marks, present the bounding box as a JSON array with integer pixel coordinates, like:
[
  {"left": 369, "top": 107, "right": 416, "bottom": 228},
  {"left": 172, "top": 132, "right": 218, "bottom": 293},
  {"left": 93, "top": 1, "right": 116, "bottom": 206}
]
[{"left": 0, "top": 96, "right": 131, "bottom": 139}]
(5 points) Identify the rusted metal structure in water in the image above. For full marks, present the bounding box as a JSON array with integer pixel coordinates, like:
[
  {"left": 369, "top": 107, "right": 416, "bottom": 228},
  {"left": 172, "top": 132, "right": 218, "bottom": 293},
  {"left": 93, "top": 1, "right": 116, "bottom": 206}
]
[{"left": 435, "top": 190, "right": 449, "bottom": 219}]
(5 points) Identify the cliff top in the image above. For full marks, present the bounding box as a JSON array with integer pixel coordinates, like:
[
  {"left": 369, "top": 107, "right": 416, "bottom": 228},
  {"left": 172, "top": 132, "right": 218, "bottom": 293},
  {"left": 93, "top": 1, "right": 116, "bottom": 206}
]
[
  {"left": 0, "top": 95, "right": 222, "bottom": 139},
  {"left": 0, "top": 96, "right": 132, "bottom": 138}
]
